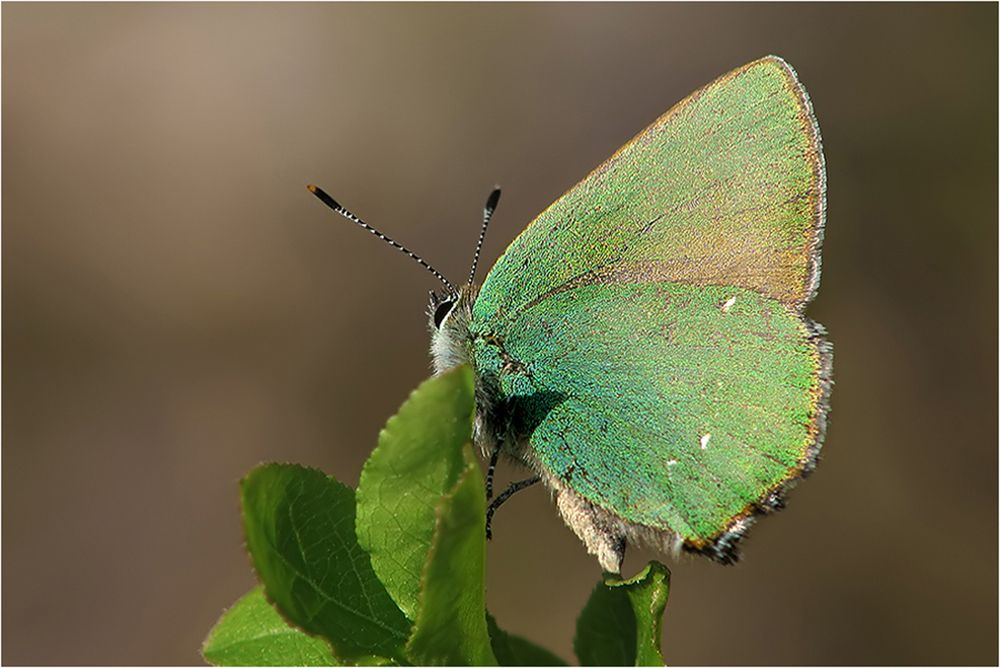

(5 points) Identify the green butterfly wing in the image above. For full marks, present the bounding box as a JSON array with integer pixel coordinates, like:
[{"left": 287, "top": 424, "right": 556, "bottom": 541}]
[
  {"left": 469, "top": 56, "right": 829, "bottom": 563},
  {"left": 475, "top": 55, "right": 825, "bottom": 322},
  {"left": 471, "top": 281, "right": 829, "bottom": 557}
]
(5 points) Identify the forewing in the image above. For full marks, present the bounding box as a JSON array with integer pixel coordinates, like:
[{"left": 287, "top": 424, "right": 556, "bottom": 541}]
[
  {"left": 474, "top": 56, "right": 824, "bottom": 327},
  {"left": 472, "top": 280, "right": 830, "bottom": 549}
]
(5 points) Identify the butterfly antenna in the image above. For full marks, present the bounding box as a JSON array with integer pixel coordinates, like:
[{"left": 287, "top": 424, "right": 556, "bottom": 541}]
[
  {"left": 468, "top": 187, "right": 501, "bottom": 285},
  {"left": 307, "top": 184, "right": 455, "bottom": 293}
]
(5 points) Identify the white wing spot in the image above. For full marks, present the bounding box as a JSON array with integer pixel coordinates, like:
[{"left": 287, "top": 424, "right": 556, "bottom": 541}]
[
  {"left": 700, "top": 433, "right": 711, "bottom": 450},
  {"left": 721, "top": 296, "right": 737, "bottom": 312},
  {"left": 667, "top": 459, "right": 678, "bottom": 467}
]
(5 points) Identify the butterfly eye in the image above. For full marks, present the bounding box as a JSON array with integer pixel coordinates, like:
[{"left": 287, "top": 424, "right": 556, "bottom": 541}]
[{"left": 433, "top": 300, "right": 455, "bottom": 328}]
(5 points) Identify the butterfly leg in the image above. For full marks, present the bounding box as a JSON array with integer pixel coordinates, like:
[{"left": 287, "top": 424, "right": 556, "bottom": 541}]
[
  {"left": 485, "top": 444, "right": 502, "bottom": 501},
  {"left": 485, "top": 476, "right": 540, "bottom": 540}
]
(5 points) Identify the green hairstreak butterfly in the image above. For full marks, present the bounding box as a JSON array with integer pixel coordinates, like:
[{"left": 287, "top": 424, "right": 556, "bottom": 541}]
[{"left": 310, "top": 55, "right": 831, "bottom": 572}]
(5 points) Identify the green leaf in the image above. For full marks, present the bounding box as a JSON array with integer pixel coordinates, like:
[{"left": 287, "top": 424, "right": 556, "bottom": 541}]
[
  {"left": 487, "top": 613, "right": 568, "bottom": 666},
  {"left": 405, "top": 445, "right": 497, "bottom": 666},
  {"left": 574, "top": 576, "right": 637, "bottom": 666},
  {"left": 612, "top": 562, "right": 670, "bottom": 666},
  {"left": 241, "top": 464, "right": 411, "bottom": 664},
  {"left": 356, "top": 365, "right": 476, "bottom": 620},
  {"left": 202, "top": 587, "right": 338, "bottom": 666},
  {"left": 574, "top": 561, "right": 670, "bottom": 666}
]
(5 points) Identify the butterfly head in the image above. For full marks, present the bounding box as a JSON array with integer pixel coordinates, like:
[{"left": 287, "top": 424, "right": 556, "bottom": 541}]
[
  {"left": 428, "top": 290, "right": 457, "bottom": 330},
  {"left": 428, "top": 284, "right": 478, "bottom": 375}
]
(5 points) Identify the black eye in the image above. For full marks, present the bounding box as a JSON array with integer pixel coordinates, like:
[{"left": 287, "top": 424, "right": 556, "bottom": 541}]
[{"left": 433, "top": 300, "right": 455, "bottom": 328}]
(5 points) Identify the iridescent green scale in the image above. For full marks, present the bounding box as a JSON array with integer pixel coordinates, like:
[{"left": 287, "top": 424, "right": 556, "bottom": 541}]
[{"left": 466, "top": 56, "right": 831, "bottom": 569}]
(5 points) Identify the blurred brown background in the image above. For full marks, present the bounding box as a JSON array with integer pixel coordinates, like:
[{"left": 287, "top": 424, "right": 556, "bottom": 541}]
[{"left": 3, "top": 3, "right": 997, "bottom": 665}]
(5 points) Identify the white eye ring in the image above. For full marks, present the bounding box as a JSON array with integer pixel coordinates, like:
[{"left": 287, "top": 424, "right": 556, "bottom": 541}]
[{"left": 433, "top": 300, "right": 455, "bottom": 328}]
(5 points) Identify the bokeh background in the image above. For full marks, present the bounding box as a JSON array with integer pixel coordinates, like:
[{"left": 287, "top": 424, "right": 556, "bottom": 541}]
[{"left": 4, "top": 3, "right": 997, "bottom": 665}]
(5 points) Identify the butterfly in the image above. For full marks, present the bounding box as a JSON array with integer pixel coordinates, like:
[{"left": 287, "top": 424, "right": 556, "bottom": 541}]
[{"left": 310, "top": 55, "right": 831, "bottom": 573}]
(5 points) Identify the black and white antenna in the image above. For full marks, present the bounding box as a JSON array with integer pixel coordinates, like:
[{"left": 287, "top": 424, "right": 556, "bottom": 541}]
[
  {"left": 307, "top": 184, "right": 456, "bottom": 293},
  {"left": 468, "top": 187, "right": 501, "bottom": 286}
]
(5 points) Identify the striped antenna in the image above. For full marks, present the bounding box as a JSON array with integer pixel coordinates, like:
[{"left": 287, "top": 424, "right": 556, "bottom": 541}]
[
  {"left": 307, "top": 185, "right": 455, "bottom": 293},
  {"left": 468, "top": 187, "right": 501, "bottom": 285}
]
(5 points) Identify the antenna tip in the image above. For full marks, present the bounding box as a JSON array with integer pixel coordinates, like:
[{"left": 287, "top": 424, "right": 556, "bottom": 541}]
[
  {"left": 307, "top": 184, "right": 342, "bottom": 211},
  {"left": 486, "top": 187, "right": 502, "bottom": 212}
]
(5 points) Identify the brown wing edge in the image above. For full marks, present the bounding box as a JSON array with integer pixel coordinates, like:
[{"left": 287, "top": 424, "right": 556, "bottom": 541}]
[
  {"left": 764, "top": 55, "right": 828, "bottom": 312},
  {"left": 674, "top": 317, "right": 833, "bottom": 564},
  {"left": 669, "top": 57, "right": 830, "bottom": 563}
]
